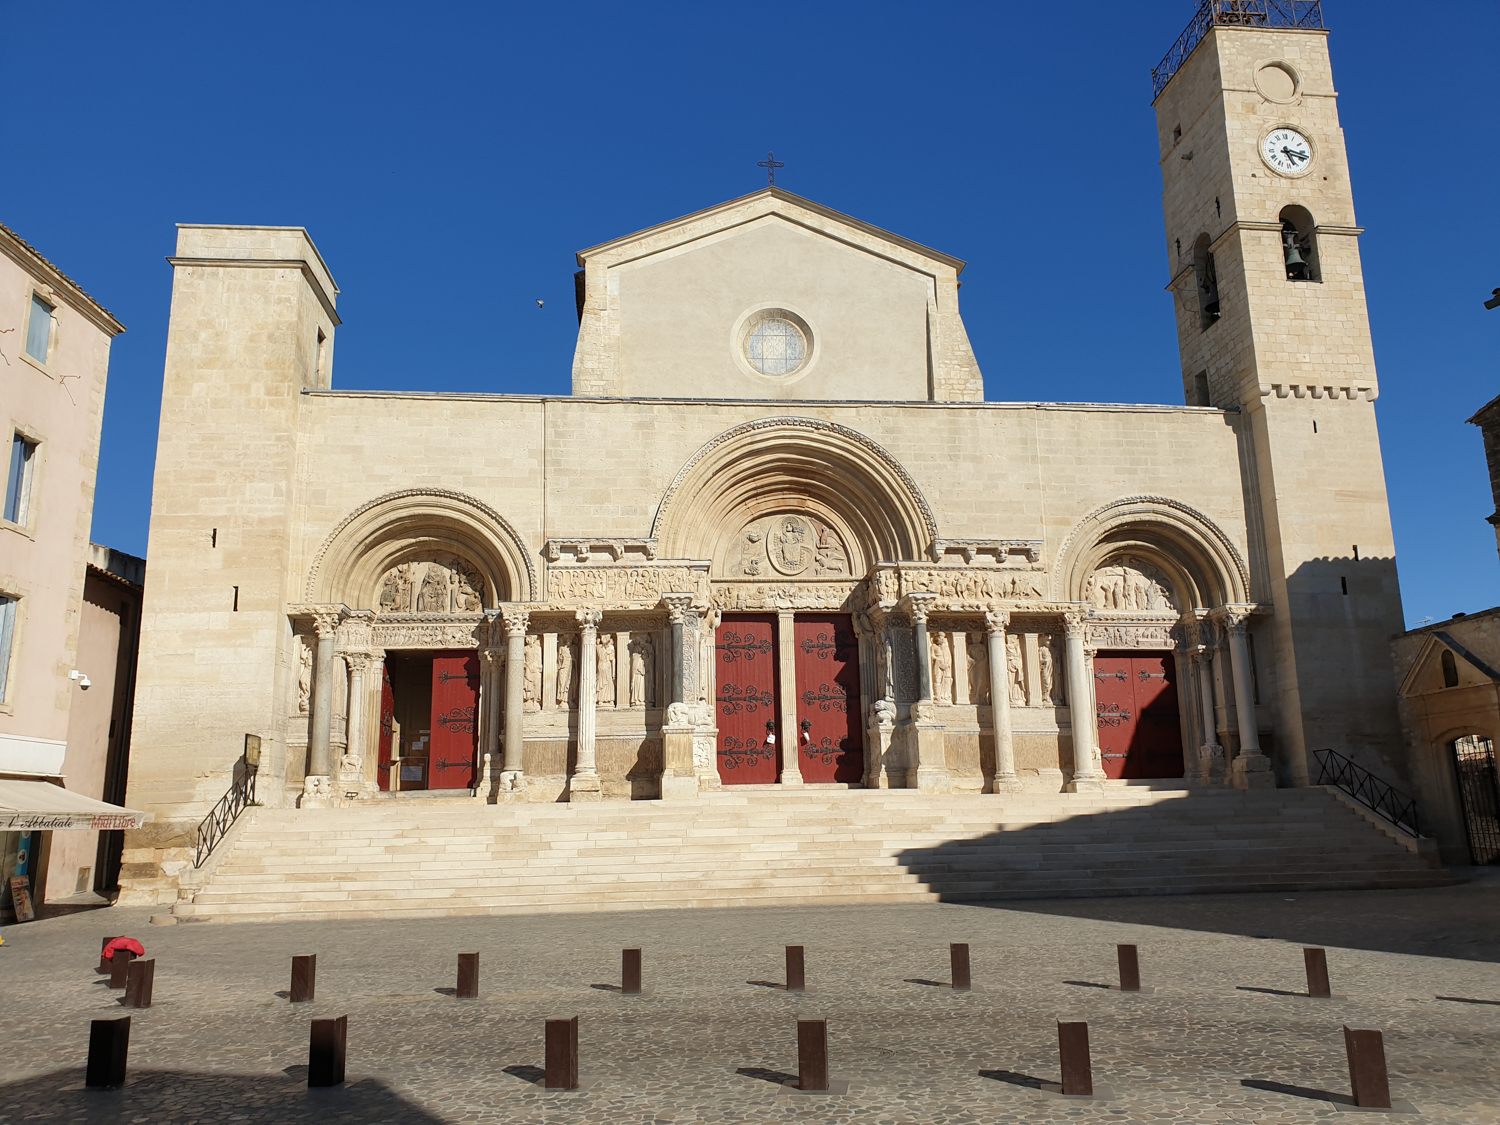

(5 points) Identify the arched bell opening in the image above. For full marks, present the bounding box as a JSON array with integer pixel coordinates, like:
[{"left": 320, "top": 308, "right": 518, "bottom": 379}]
[{"left": 1279, "top": 204, "right": 1320, "bottom": 282}]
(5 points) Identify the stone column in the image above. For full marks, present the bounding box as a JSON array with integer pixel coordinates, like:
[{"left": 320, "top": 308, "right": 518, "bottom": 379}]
[
  {"left": 909, "top": 595, "right": 935, "bottom": 703},
  {"left": 302, "top": 606, "right": 344, "bottom": 806},
  {"left": 499, "top": 605, "right": 529, "bottom": 791},
  {"left": 571, "top": 609, "right": 603, "bottom": 801},
  {"left": 904, "top": 594, "right": 948, "bottom": 793},
  {"left": 777, "top": 609, "right": 803, "bottom": 785},
  {"left": 661, "top": 594, "right": 694, "bottom": 706},
  {"left": 1223, "top": 607, "right": 1274, "bottom": 789},
  {"left": 341, "top": 651, "right": 371, "bottom": 788},
  {"left": 1062, "top": 612, "right": 1104, "bottom": 793},
  {"left": 477, "top": 625, "right": 502, "bottom": 799},
  {"left": 615, "top": 631, "right": 631, "bottom": 712},
  {"left": 985, "top": 607, "right": 1022, "bottom": 793},
  {"left": 1191, "top": 644, "right": 1225, "bottom": 784},
  {"left": 367, "top": 650, "right": 385, "bottom": 790}
]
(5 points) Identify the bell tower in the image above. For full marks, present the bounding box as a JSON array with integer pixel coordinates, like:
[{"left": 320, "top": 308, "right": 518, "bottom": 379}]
[{"left": 1153, "top": 3, "right": 1406, "bottom": 785}]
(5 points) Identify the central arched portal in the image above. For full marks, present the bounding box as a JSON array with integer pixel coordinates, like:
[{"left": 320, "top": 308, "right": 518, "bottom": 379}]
[{"left": 657, "top": 418, "right": 931, "bottom": 787}]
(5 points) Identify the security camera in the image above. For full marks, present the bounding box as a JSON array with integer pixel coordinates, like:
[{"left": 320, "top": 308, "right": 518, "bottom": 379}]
[{"left": 70, "top": 669, "right": 92, "bottom": 690}]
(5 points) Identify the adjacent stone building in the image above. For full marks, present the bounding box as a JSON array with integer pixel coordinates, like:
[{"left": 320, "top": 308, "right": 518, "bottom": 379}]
[
  {"left": 120, "top": 8, "right": 1411, "bottom": 903},
  {"left": 0, "top": 222, "right": 144, "bottom": 918}
]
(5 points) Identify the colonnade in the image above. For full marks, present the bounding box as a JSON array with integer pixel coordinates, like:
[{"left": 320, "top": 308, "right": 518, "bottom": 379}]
[{"left": 295, "top": 594, "right": 1271, "bottom": 805}]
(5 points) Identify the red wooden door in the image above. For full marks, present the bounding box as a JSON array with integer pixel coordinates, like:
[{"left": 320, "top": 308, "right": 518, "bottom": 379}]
[
  {"left": 715, "top": 615, "right": 780, "bottom": 784},
  {"left": 1093, "top": 651, "right": 1184, "bottom": 780},
  {"left": 377, "top": 663, "right": 395, "bottom": 791},
  {"left": 429, "top": 650, "right": 480, "bottom": 789},
  {"left": 794, "top": 615, "right": 863, "bottom": 784}
]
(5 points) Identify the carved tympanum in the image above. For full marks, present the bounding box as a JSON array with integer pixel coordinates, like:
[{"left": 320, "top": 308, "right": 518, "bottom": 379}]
[
  {"left": 378, "top": 557, "right": 485, "bottom": 614},
  {"left": 1085, "top": 557, "right": 1177, "bottom": 612},
  {"left": 733, "top": 514, "right": 849, "bottom": 578}
]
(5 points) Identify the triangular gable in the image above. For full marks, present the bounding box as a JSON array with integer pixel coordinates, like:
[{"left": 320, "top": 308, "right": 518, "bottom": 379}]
[
  {"left": 574, "top": 187, "right": 966, "bottom": 274},
  {"left": 1398, "top": 631, "right": 1500, "bottom": 697}
]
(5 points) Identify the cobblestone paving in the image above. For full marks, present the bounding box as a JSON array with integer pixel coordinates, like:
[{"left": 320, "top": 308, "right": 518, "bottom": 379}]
[{"left": 3, "top": 882, "right": 1500, "bottom": 1123}]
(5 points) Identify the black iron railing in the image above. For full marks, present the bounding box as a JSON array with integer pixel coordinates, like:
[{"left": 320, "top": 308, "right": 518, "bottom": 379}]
[
  {"left": 1314, "top": 748, "right": 1421, "bottom": 838},
  {"left": 195, "top": 756, "right": 257, "bottom": 867},
  {"left": 1153, "top": 1, "right": 1325, "bottom": 98}
]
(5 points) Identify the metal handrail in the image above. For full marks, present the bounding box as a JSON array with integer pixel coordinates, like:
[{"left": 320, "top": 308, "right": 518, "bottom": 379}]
[
  {"left": 1314, "top": 748, "right": 1421, "bottom": 838},
  {"left": 195, "top": 757, "right": 257, "bottom": 867},
  {"left": 1153, "top": 1, "right": 1325, "bottom": 99}
]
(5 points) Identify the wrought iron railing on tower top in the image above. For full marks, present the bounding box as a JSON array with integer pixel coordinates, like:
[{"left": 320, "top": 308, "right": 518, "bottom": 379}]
[
  {"left": 1314, "top": 748, "right": 1422, "bottom": 839},
  {"left": 1153, "top": 1, "right": 1325, "bottom": 99}
]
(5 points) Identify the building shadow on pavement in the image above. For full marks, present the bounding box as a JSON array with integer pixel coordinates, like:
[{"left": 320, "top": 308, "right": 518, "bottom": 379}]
[
  {"left": 895, "top": 801, "right": 1500, "bottom": 964},
  {"left": 0, "top": 1068, "right": 451, "bottom": 1124}
]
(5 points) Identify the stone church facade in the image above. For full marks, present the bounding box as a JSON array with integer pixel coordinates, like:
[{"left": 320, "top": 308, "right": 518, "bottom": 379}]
[{"left": 120, "top": 14, "right": 1406, "bottom": 901}]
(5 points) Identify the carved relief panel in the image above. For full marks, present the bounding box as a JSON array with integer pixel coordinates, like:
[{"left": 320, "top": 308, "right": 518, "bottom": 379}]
[
  {"left": 377, "top": 557, "right": 485, "bottom": 614},
  {"left": 1084, "top": 557, "right": 1177, "bottom": 613},
  {"left": 731, "top": 514, "right": 850, "bottom": 579}
]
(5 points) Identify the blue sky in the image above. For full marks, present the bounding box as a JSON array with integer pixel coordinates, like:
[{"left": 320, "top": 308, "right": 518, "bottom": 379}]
[{"left": 3, "top": 1, "right": 1496, "bottom": 628}]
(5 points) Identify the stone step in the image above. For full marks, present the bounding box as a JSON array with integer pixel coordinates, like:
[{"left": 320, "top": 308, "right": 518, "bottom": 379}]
[{"left": 178, "top": 786, "right": 1447, "bottom": 922}]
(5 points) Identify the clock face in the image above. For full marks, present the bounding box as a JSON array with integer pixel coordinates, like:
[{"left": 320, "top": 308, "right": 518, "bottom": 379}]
[{"left": 1262, "top": 128, "right": 1313, "bottom": 175}]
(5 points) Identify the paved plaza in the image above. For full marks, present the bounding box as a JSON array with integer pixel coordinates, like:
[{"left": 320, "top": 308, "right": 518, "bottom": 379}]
[{"left": 3, "top": 880, "right": 1500, "bottom": 1124}]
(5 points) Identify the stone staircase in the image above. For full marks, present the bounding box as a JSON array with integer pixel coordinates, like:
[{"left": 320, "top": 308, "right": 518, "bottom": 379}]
[{"left": 172, "top": 785, "right": 1453, "bottom": 923}]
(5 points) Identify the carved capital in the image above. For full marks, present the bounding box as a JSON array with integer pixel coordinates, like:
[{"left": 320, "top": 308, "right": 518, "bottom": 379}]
[
  {"left": 902, "top": 592, "right": 938, "bottom": 625},
  {"left": 305, "top": 605, "right": 348, "bottom": 640},
  {"left": 659, "top": 592, "right": 695, "bottom": 623},
  {"left": 984, "top": 605, "right": 1010, "bottom": 636},
  {"left": 345, "top": 651, "right": 372, "bottom": 676},
  {"left": 1062, "top": 610, "right": 1087, "bottom": 639},
  {"left": 499, "top": 604, "right": 531, "bottom": 638},
  {"left": 575, "top": 608, "right": 603, "bottom": 636},
  {"left": 1213, "top": 603, "right": 1256, "bottom": 634}
]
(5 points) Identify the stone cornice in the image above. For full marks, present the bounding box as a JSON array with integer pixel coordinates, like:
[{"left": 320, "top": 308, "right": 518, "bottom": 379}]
[{"left": 167, "top": 256, "right": 342, "bottom": 326}]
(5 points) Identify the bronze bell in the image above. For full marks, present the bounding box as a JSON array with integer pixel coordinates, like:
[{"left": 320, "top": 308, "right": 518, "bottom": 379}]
[{"left": 1283, "top": 229, "right": 1308, "bottom": 279}]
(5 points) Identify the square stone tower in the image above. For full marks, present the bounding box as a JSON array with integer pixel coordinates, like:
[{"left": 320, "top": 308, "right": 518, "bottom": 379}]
[{"left": 1154, "top": 4, "right": 1405, "bottom": 784}]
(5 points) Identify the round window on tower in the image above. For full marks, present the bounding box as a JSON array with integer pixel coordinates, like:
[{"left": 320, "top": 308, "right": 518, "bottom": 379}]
[{"left": 739, "top": 309, "right": 811, "bottom": 377}]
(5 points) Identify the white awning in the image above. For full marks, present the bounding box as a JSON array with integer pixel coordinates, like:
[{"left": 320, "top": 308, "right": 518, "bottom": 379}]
[{"left": 0, "top": 780, "right": 152, "bottom": 831}]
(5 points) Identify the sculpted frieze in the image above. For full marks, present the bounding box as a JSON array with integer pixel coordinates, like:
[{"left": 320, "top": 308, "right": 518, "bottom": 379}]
[
  {"left": 871, "top": 565, "right": 1047, "bottom": 609},
  {"left": 547, "top": 565, "right": 710, "bottom": 607},
  {"left": 712, "top": 581, "right": 862, "bottom": 612},
  {"left": 372, "top": 622, "right": 483, "bottom": 649},
  {"left": 1085, "top": 623, "right": 1177, "bottom": 650}
]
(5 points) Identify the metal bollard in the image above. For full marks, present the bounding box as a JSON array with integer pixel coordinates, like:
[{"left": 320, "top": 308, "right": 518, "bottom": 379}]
[
  {"left": 785, "top": 945, "right": 805, "bottom": 992},
  {"left": 1057, "top": 1021, "right": 1093, "bottom": 1096},
  {"left": 108, "top": 949, "right": 135, "bottom": 990},
  {"left": 1117, "top": 944, "right": 1141, "bottom": 993},
  {"left": 797, "top": 1019, "right": 829, "bottom": 1092},
  {"left": 456, "top": 953, "right": 479, "bottom": 1000},
  {"left": 86, "top": 1016, "right": 131, "bottom": 1089},
  {"left": 1304, "top": 948, "right": 1331, "bottom": 998},
  {"left": 622, "top": 948, "right": 642, "bottom": 996},
  {"left": 308, "top": 1015, "right": 347, "bottom": 1087},
  {"left": 123, "top": 959, "right": 155, "bottom": 1009},
  {"left": 1343, "top": 1026, "right": 1391, "bottom": 1109},
  {"left": 545, "top": 1016, "right": 579, "bottom": 1089},
  {"left": 950, "top": 943, "right": 971, "bottom": 991},
  {"left": 290, "top": 954, "right": 317, "bottom": 1003},
  {"left": 97, "top": 936, "right": 124, "bottom": 974}
]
